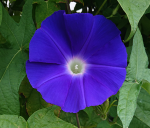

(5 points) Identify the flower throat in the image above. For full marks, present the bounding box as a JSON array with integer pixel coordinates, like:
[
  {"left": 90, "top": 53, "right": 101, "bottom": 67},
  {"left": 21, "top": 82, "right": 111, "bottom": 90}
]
[{"left": 68, "top": 58, "right": 85, "bottom": 75}]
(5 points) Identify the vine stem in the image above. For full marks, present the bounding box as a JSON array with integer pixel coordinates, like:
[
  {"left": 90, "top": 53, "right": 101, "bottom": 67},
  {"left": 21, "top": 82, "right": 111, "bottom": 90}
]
[
  {"left": 66, "top": 0, "right": 71, "bottom": 14},
  {"left": 95, "top": 0, "right": 107, "bottom": 15},
  {"left": 76, "top": 113, "right": 80, "bottom": 128}
]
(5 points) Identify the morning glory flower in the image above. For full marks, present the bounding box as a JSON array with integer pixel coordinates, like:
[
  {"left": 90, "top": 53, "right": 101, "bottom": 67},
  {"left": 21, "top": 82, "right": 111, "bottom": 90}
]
[{"left": 26, "top": 10, "right": 127, "bottom": 113}]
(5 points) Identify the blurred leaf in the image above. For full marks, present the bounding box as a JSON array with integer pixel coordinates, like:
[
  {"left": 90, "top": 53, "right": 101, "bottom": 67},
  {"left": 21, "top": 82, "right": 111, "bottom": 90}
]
[
  {"left": 0, "top": 115, "right": 27, "bottom": 128},
  {"left": 26, "top": 89, "right": 51, "bottom": 116},
  {"left": 129, "top": 116, "right": 150, "bottom": 128},
  {"left": 140, "top": 16, "right": 150, "bottom": 36},
  {"left": 19, "top": 94, "right": 29, "bottom": 121},
  {"left": 97, "top": 120, "right": 122, "bottom": 128},
  {"left": 126, "top": 28, "right": 150, "bottom": 82},
  {"left": 141, "top": 80, "right": 150, "bottom": 95},
  {"left": 58, "top": 111, "right": 78, "bottom": 126},
  {"left": 19, "top": 76, "right": 51, "bottom": 116},
  {"left": 124, "top": 25, "right": 131, "bottom": 42},
  {"left": 117, "top": 19, "right": 128, "bottom": 30},
  {"left": 117, "top": 81, "right": 142, "bottom": 128},
  {"left": 97, "top": 120, "right": 111, "bottom": 128},
  {"left": 34, "top": 0, "right": 59, "bottom": 28},
  {"left": 84, "top": 107, "right": 102, "bottom": 127},
  {"left": 103, "top": 8, "right": 112, "bottom": 17},
  {"left": 0, "top": 3, "right": 2, "bottom": 25},
  {"left": 145, "top": 5, "right": 150, "bottom": 14},
  {"left": 58, "top": 110, "right": 88, "bottom": 127},
  {"left": 19, "top": 76, "right": 33, "bottom": 98},
  {"left": 97, "top": 115, "right": 123, "bottom": 128},
  {"left": 27, "top": 106, "right": 77, "bottom": 128},
  {"left": 112, "top": 117, "right": 123, "bottom": 128},
  {"left": 109, "top": 106, "right": 117, "bottom": 118},
  {"left": 135, "top": 88, "right": 150, "bottom": 127},
  {"left": 126, "top": 46, "right": 132, "bottom": 62},
  {"left": 12, "top": 15, "right": 21, "bottom": 23},
  {"left": 9, "top": 0, "right": 17, "bottom": 2},
  {"left": 117, "top": 0, "right": 150, "bottom": 42},
  {"left": 0, "top": 33, "right": 7, "bottom": 44},
  {"left": 11, "top": 0, "right": 25, "bottom": 12},
  {"left": 34, "top": 0, "right": 84, "bottom": 17},
  {"left": 0, "top": 0, "right": 35, "bottom": 115},
  {"left": 109, "top": 14, "right": 121, "bottom": 25},
  {"left": 57, "top": 107, "right": 101, "bottom": 127}
]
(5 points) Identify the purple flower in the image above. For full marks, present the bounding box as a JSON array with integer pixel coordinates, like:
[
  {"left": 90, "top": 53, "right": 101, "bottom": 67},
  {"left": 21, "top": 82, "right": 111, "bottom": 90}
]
[{"left": 26, "top": 10, "right": 127, "bottom": 113}]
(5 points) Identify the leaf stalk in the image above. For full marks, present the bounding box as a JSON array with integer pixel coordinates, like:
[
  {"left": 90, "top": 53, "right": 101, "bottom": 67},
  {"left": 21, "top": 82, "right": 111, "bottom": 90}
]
[
  {"left": 95, "top": 0, "right": 107, "bottom": 15},
  {"left": 66, "top": 0, "right": 71, "bottom": 14},
  {"left": 76, "top": 113, "right": 80, "bottom": 128}
]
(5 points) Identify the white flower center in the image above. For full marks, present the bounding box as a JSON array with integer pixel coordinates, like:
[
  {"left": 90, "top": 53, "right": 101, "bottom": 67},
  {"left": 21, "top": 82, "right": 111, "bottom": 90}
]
[
  {"left": 75, "top": 65, "right": 78, "bottom": 69},
  {"left": 68, "top": 58, "right": 85, "bottom": 75}
]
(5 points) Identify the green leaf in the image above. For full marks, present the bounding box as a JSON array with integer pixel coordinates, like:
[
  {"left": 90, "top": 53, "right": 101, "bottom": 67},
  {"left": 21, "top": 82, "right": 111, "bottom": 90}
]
[
  {"left": 141, "top": 80, "right": 150, "bottom": 95},
  {"left": 0, "top": 0, "right": 35, "bottom": 115},
  {"left": 34, "top": 0, "right": 84, "bottom": 28},
  {"left": 56, "top": 107, "right": 101, "bottom": 127},
  {"left": 117, "top": 0, "right": 150, "bottom": 42},
  {"left": 118, "top": 28, "right": 150, "bottom": 128},
  {"left": 34, "top": 0, "right": 59, "bottom": 28},
  {"left": 117, "top": 19, "right": 128, "bottom": 30},
  {"left": 134, "top": 88, "right": 150, "bottom": 127},
  {"left": 58, "top": 110, "right": 89, "bottom": 127},
  {"left": 19, "top": 76, "right": 51, "bottom": 116},
  {"left": 126, "top": 28, "right": 150, "bottom": 82},
  {"left": 112, "top": 117, "right": 123, "bottom": 128},
  {"left": 129, "top": 116, "right": 150, "bottom": 128},
  {"left": 126, "top": 46, "right": 132, "bottom": 62},
  {"left": 27, "top": 106, "right": 77, "bottom": 128},
  {"left": 0, "top": 33, "right": 6, "bottom": 44},
  {"left": 145, "top": 5, "right": 150, "bottom": 14},
  {"left": 140, "top": 16, "right": 150, "bottom": 36},
  {"left": 0, "top": 2, "right": 2, "bottom": 25},
  {"left": 84, "top": 107, "right": 101, "bottom": 127},
  {"left": 19, "top": 94, "right": 29, "bottom": 121},
  {"left": 97, "top": 120, "right": 111, "bottom": 128},
  {"left": 109, "top": 105, "right": 117, "bottom": 118},
  {"left": 117, "top": 81, "right": 142, "bottom": 128},
  {"left": 0, "top": 115, "right": 27, "bottom": 128},
  {"left": 26, "top": 89, "right": 51, "bottom": 116},
  {"left": 97, "top": 120, "right": 122, "bottom": 128},
  {"left": 19, "top": 76, "right": 33, "bottom": 98}
]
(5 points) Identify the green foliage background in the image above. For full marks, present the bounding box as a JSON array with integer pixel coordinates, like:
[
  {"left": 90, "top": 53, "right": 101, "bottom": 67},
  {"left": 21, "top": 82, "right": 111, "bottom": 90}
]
[{"left": 0, "top": 0, "right": 150, "bottom": 127}]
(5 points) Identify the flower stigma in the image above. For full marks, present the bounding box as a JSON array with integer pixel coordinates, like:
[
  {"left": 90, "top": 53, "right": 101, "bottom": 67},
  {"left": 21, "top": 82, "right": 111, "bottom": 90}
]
[{"left": 68, "top": 58, "right": 85, "bottom": 75}]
